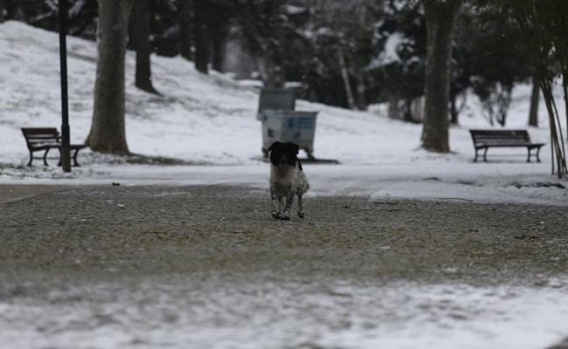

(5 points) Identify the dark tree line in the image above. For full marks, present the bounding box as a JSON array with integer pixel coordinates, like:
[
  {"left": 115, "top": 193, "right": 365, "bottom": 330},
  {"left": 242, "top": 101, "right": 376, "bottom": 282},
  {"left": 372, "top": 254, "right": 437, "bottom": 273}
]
[
  {"left": 2, "top": 0, "right": 566, "bottom": 176},
  {"left": 1, "top": 0, "right": 535, "bottom": 114}
]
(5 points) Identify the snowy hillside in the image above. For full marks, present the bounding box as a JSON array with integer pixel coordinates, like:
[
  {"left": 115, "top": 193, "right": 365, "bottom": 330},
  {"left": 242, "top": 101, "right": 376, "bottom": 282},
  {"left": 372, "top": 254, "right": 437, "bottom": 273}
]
[
  {"left": 1, "top": 21, "right": 567, "bottom": 206},
  {"left": 0, "top": 20, "right": 555, "bottom": 166}
]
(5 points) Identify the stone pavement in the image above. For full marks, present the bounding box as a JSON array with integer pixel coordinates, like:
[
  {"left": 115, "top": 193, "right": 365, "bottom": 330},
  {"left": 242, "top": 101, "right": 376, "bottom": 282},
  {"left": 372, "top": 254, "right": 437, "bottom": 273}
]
[
  {"left": 1, "top": 184, "right": 567, "bottom": 348},
  {"left": 0, "top": 184, "right": 74, "bottom": 205}
]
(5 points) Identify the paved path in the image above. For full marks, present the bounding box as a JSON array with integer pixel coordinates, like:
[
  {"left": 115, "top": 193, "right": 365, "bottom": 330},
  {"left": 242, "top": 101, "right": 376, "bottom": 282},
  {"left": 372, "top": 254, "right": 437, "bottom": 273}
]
[
  {"left": 1, "top": 185, "right": 567, "bottom": 348},
  {"left": 0, "top": 184, "right": 74, "bottom": 205}
]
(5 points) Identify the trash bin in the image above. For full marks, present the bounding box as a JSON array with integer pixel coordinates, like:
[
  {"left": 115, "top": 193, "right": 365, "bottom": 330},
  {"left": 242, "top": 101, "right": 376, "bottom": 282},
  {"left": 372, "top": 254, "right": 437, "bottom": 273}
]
[
  {"left": 256, "top": 88, "right": 318, "bottom": 159},
  {"left": 258, "top": 110, "right": 318, "bottom": 159},
  {"left": 256, "top": 88, "right": 296, "bottom": 113}
]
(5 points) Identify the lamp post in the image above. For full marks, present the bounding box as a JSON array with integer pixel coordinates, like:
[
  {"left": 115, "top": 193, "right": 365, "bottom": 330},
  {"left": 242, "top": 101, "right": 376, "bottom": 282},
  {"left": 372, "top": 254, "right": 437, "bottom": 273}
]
[{"left": 59, "top": 0, "right": 71, "bottom": 172}]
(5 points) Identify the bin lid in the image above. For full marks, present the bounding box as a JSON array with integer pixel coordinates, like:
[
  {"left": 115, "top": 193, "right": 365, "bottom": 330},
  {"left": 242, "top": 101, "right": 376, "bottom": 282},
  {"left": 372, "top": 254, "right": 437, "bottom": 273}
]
[{"left": 258, "top": 89, "right": 296, "bottom": 112}]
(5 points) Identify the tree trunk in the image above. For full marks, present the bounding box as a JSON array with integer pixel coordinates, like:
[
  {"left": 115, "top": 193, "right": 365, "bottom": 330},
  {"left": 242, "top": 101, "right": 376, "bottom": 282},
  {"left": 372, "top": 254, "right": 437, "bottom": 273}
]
[
  {"left": 208, "top": 0, "right": 230, "bottom": 73},
  {"left": 260, "top": 46, "right": 285, "bottom": 88},
  {"left": 449, "top": 96, "right": 458, "bottom": 124},
  {"left": 179, "top": 0, "right": 192, "bottom": 60},
  {"left": 0, "top": 0, "right": 5, "bottom": 23},
  {"left": 449, "top": 85, "right": 459, "bottom": 124},
  {"left": 356, "top": 70, "right": 367, "bottom": 111},
  {"left": 87, "top": 0, "right": 133, "bottom": 154},
  {"left": 130, "top": 0, "right": 158, "bottom": 94},
  {"left": 528, "top": 72, "right": 539, "bottom": 127},
  {"left": 338, "top": 47, "right": 356, "bottom": 110},
  {"left": 193, "top": 0, "right": 208, "bottom": 74},
  {"left": 403, "top": 99, "right": 412, "bottom": 122},
  {"left": 421, "top": 0, "right": 461, "bottom": 152},
  {"left": 210, "top": 27, "right": 225, "bottom": 72}
]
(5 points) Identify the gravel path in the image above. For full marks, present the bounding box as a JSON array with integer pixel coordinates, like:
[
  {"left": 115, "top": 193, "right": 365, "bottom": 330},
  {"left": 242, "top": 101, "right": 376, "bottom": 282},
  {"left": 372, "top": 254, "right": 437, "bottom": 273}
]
[
  {"left": 2, "top": 184, "right": 567, "bottom": 286},
  {"left": 0, "top": 185, "right": 73, "bottom": 205},
  {"left": 1, "top": 185, "right": 567, "bottom": 348}
]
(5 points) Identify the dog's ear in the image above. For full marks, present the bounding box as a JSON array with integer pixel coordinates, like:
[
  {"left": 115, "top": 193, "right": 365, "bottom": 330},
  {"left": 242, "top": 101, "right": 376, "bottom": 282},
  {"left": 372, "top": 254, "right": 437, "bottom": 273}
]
[
  {"left": 292, "top": 143, "right": 299, "bottom": 154},
  {"left": 268, "top": 141, "right": 280, "bottom": 152}
]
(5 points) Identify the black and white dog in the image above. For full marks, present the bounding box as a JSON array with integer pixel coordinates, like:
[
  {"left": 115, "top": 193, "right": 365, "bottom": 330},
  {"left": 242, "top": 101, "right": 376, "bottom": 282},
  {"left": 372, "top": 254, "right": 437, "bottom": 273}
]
[{"left": 267, "top": 141, "right": 309, "bottom": 220}]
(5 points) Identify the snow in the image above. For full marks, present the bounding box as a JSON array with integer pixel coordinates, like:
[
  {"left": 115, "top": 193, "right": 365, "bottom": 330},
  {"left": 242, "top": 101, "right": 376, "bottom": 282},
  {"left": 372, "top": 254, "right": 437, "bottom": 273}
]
[
  {"left": 376, "top": 31, "right": 404, "bottom": 66},
  {"left": 1, "top": 20, "right": 566, "bottom": 205},
  {"left": 1, "top": 280, "right": 568, "bottom": 349},
  {"left": 1, "top": 20, "right": 568, "bottom": 349}
]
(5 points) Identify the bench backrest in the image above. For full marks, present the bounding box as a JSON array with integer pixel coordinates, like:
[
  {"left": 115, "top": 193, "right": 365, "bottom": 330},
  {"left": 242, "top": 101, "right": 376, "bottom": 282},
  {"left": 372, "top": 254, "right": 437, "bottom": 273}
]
[
  {"left": 470, "top": 129, "right": 531, "bottom": 145},
  {"left": 21, "top": 127, "right": 60, "bottom": 147}
]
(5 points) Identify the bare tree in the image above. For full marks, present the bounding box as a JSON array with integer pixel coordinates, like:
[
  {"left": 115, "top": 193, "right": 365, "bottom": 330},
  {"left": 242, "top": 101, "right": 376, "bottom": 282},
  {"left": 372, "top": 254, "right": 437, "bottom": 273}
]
[
  {"left": 337, "top": 46, "right": 356, "bottom": 110},
  {"left": 236, "top": 0, "right": 286, "bottom": 88},
  {"left": 129, "top": 0, "right": 159, "bottom": 94},
  {"left": 315, "top": 0, "right": 376, "bottom": 110},
  {"left": 210, "top": 26, "right": 225, "bottom": 72},
  {"left": 179, "top": 0, "right": 192, "bottom": 60},
  {"left": 528, "top": 73, "right": 539, "bottom": 127},
  {"left": 421, "top": 0, "right": 462, "bottom": 152},
  {"left": 208, "top": 0, "right": 232, "bottom": 73},
  {"left": 193, "top": 0, "right": 208, "bottom": 74},
  {"left": 179, "top": 0, "right": 229, "bottom": 73},
  {"left": 87, "top": 0, "right": 134, "bottom": 154},
  {"left": 0, "top": 0, "right": 5, "bottom": 23},
  {"left": 485, "top": 0, "right": 567, "bottom": 177},
  {"left": 513, "top": 0, "right": 567, "bottom": 177}
]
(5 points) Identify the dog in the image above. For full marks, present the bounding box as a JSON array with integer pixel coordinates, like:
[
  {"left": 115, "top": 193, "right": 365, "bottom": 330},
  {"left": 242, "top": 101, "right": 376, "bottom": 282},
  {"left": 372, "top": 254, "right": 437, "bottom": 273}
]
[{"left": 267, "top": 141, "right": 309, "bottom": 220}]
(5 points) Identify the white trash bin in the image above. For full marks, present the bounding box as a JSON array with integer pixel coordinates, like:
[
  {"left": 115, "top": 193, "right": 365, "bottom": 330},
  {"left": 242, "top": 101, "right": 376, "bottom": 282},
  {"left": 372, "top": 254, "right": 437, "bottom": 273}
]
[
  {"left": 256, "top": 88, "right": 319, "bottom": 159},
  {"left": 258, "top": 109, "right": 318, "bottom": 159}
]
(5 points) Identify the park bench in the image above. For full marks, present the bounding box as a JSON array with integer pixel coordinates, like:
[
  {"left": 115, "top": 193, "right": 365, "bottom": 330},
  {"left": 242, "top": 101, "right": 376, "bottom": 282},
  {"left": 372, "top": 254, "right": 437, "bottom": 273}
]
[
  {"left": 21, "top": 127, "right": 86, "bottom": 166},
  {"left": 469, "top": 129, "right": 544, "bottom": 163}
]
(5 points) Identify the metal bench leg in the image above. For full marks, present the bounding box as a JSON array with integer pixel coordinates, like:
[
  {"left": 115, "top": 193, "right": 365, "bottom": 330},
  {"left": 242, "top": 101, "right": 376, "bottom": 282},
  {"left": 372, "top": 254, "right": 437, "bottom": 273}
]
[
  {"left": 483, "top": 148, "right": 489, "bottom": 162},
  {"left": 43, "top": 149, "right": 51, "bottom": 166},
  {"left": 72, "top": 148, "right": 81, "bottom": 167},
  {"left": 57, "top": 147, "right": 63, "bottom": 166},
  {"left": 527, "top": 148, "right": 532, "bottom": 163},
  {"left": 473, "top": 148, "right": 479, "bottom": 162},
  {"left": 536, "top": 147, "right": 542, "bottom": 163},
  {"left": 27, "top": 151, "right": 33, "bottom": 166}
]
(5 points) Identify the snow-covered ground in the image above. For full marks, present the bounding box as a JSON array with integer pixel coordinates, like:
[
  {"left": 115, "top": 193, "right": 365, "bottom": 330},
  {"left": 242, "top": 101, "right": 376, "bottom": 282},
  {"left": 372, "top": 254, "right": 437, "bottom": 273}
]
[
  {"left": 1, "top": 21, "right": 567, "bottom": 206},
  {"left": 1, "top": 21, "right": 568, "bottom": 349},
  {"left": 1, "top": 280, "right": 568, "bottom": 349}
]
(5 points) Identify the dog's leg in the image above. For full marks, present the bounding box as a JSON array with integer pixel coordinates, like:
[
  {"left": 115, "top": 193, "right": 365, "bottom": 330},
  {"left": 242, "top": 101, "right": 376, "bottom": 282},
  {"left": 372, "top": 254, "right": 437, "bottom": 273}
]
[
  {"left": 279, "top": 196, "right": 286, "bottom": 219},
  {"left": 281, "top": 193, "right": 294, "bottom": 220},
  {"left": 271, "top": 191, "right": 280, "bottom": 219},
  {"left": 297, "top": 194, "right": 304, "bottom": 218}
]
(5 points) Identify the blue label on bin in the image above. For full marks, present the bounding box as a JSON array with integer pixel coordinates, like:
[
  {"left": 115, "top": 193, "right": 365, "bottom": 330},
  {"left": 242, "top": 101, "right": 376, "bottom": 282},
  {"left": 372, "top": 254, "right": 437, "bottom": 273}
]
[{"left": 298, "top": 117, "right": 314, "bottom": 129}]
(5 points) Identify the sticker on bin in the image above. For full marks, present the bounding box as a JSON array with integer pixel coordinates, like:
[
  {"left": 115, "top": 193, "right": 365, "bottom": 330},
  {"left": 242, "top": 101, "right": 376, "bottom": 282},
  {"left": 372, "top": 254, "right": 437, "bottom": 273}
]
[{"left": 298, "top": 117, "right": 315, "bottom": 129}]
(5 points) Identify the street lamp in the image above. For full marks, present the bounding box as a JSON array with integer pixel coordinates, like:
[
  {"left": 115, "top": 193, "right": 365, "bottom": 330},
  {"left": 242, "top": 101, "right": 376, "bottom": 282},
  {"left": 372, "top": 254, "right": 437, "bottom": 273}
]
[{"left": 59, "top": 0, "right": 71, "bottom": 172}]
